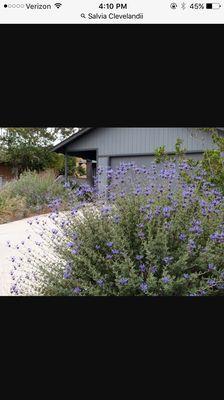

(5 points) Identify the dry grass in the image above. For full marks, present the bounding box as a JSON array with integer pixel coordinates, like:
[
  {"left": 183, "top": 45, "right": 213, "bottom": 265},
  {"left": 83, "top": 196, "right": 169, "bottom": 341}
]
[
  {"left": 0, "top": 194, "right": 27, "bottom": 224},
  {"left": 0, "top": 170, "right": 66, "bottom": 224}
]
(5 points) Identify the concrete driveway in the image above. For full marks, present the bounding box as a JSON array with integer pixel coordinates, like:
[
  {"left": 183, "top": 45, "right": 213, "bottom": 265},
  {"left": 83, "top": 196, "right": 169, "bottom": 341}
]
[
  {"left": 0, "top": 210, "right": 85, "bottom": 296},
  {"left": 0, "top": 214, "right": 55, "bottom": 296}
]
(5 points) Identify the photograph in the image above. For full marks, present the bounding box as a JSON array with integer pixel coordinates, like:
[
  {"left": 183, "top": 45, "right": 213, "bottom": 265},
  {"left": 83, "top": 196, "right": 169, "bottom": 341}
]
[
  {"left": 1, "top": 0, "right": 224, "bottom": 334},
  {"left": 0, "top": 127, "right": 223, "bottom": 296}
]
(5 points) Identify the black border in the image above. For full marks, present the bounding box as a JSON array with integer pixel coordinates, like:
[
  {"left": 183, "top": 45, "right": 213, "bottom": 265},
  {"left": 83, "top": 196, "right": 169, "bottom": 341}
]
[
  {"left": 0, "top": 24, "right": 224, "bottom": 126},
  {"left": 2, "top": 297, "right": 224, "bottom": 329}
]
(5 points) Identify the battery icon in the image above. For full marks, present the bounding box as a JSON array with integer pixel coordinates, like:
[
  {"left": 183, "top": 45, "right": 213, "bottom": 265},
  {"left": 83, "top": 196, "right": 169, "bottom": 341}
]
[{"left": 206, "top": 3, "right": 221, "bottom": 8}]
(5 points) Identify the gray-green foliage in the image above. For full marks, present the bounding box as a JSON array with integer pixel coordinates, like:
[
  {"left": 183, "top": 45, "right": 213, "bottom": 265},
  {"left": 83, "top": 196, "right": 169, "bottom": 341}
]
[
  {"left": 17, "top": 161, "right": 224, "bottom": 297},
  {"left": 3, "top": 170, "right": 65, "bottom": 209}
]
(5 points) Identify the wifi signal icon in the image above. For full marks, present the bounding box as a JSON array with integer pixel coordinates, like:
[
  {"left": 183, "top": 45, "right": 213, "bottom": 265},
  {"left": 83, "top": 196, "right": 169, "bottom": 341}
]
[{"left": 55, "top": 3, "right": 62, "bottom": 8}]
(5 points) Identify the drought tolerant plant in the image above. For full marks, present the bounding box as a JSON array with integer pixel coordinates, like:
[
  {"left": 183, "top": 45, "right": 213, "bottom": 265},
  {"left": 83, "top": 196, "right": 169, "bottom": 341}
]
[
  {"left": 0, "top": 170, "right": 68, "bottom": 223},
  {"left": 154, "top": 145, "right": 168, "bottom": 164},
  {"left": 11, "top": 159, "right": 224, "bottom": 296},
  {"left": 0, "top": 190, "right": 26, "bottom": 223},
  {"left": 201, "top": 132, "right": 224, "bottom": 193},
  {"left": 3, "top": 170, "right": 66, "bottom": 211},
  {"left": 154, "top": 139, "right": 186, "bottom": 164}
]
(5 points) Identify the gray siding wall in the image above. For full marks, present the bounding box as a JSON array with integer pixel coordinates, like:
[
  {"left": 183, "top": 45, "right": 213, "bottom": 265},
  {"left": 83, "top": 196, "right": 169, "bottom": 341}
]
[
  {"left": 66, "top": 128, "right": 216, "bottom": 157},
  {"left": 97, "top": 156, "right": 109, "bottom": 193}
]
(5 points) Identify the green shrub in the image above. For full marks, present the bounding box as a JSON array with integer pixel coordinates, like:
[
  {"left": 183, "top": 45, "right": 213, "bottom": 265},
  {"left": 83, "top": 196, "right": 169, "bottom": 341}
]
[
  {"left": 3, "top": 170, "right": 65, "bottom": 210},
  {"left": 75, "top": 164, "right": 86, "bottom": 177},
  {"left": 201, "top": 133, "right": 224, "bottom": 193},
  {"left": 0, "top": 170, "right": 67, "bottom": 223}
]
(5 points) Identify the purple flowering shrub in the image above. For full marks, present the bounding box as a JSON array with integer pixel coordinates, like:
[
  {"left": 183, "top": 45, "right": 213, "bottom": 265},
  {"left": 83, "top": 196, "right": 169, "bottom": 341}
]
[{"left": 13, "top": 160, "right": 224, "bottom": 296}]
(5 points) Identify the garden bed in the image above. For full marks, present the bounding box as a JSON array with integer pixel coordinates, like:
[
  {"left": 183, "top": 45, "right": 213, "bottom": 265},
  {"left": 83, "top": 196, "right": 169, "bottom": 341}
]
[{"left": 0, "top": 170, "right": 67, "bottom": 224}]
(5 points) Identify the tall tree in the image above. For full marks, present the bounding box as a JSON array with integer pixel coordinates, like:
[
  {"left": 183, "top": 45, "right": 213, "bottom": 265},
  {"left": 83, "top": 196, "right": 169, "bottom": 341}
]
[{"left": 0, "top": 127, "right": 79, "bottom": 175}]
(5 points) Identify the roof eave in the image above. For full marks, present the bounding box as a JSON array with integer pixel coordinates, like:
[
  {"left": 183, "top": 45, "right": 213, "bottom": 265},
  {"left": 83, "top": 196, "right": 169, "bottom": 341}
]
[{"left": 52, "top": 127, "right": 94, "bottom": 153}]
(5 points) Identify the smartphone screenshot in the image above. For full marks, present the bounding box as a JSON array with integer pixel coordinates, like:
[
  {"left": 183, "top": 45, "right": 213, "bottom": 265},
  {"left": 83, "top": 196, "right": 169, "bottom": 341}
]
[{"left": 0, "top": 2, "right": 223, "bottom": 303}]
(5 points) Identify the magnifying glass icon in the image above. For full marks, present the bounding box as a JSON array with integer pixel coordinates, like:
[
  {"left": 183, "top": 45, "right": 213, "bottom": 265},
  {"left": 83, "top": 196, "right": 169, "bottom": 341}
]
[{"left": 81, "top": 13, "right": 86, "bottom": 18}]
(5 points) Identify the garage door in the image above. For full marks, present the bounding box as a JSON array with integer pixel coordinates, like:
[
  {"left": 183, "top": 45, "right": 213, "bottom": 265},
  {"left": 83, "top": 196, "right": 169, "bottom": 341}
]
[
  {"left": 186, "top": 153, "right": 203, "bottom": 161},
  {"left": 110, "top": 155, "right": 155, "bottom": 170},
  {"left": 110, "top": 153, "right": 203, "bottom": 170}
]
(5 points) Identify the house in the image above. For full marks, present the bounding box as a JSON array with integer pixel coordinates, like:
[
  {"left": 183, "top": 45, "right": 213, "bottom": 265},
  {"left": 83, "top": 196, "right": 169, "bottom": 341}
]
[{"left": 52, "top": 127, "right": 223, "bottom": 192}]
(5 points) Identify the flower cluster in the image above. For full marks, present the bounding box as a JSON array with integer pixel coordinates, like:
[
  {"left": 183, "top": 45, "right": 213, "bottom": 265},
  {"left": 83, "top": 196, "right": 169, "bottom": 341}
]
[{"left": 75, "top": 184, "right": 94, "bottom": 201}]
